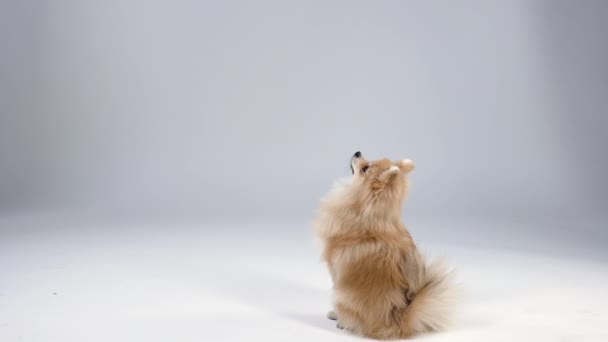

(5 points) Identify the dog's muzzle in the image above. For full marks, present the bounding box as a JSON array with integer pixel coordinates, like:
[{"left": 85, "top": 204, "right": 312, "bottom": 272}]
[{"left": 350, "top": 151, "right": 362, "bottom": 174}]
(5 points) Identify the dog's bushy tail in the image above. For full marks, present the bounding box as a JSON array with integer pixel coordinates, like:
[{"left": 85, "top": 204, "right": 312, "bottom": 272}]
[{"left": 399, "top": 259, "right": 459, "bottom": 338}]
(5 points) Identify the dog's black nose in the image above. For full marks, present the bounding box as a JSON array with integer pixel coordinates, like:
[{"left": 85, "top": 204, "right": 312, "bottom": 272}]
[{"left": 353, "top": 151, "right": 362, "bottom": 158}]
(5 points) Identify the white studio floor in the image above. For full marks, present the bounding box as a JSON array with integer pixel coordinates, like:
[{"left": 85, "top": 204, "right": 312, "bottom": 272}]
[{"left": 1, "top": 214, "right": 607, "bottom": 342}]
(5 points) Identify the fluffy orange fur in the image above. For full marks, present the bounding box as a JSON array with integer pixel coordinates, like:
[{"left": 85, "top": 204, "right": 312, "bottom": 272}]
[{"left": 314, "top": 152, "right": 457, "bottom": 339}]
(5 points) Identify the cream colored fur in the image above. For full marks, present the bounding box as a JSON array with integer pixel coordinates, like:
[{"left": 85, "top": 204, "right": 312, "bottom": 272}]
[{"left": 314, "top": 153, "right": 457, "bottom": 339}]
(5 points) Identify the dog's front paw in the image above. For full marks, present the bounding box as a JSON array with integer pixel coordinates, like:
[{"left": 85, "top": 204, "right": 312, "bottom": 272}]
[
  {"left": 336, "top": 321, "right": 345, "bottom": 330},
  {"left": 327, "top": 310, "right": 338, "bottom": 320}
]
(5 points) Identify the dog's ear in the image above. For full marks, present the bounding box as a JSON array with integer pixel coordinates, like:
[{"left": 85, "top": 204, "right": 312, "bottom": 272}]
[{"left": 396, "top": 159, "right": 415, "bottom": 174}]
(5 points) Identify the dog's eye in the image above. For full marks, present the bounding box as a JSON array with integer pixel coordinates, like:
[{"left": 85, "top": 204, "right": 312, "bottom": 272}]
[{"left": 361, "top": 166, "right": 369, "bottom": 173}]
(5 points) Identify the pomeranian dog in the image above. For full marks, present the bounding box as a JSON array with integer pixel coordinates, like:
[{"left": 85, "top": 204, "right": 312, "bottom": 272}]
[{"left": 314, "top": 151, "right": 457, "bottom": 339}]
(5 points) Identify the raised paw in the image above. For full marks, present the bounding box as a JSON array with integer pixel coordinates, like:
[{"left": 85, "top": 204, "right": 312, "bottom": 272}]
[{"left": 327, "top": 310, "right": 338, "bottom": 320}]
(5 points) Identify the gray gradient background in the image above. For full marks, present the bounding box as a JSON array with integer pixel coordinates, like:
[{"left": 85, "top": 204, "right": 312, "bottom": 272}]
[
  {"left": 2, "top": 2, "right": 608, "bottom": 341},
  {"left": 1, "top": 0, "right": 607, "bottom": 223}
]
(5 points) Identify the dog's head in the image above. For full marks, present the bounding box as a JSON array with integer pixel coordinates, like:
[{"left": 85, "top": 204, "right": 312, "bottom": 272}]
[{"left": 349, "top": 151, "right": 415, "bottom": 200}]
